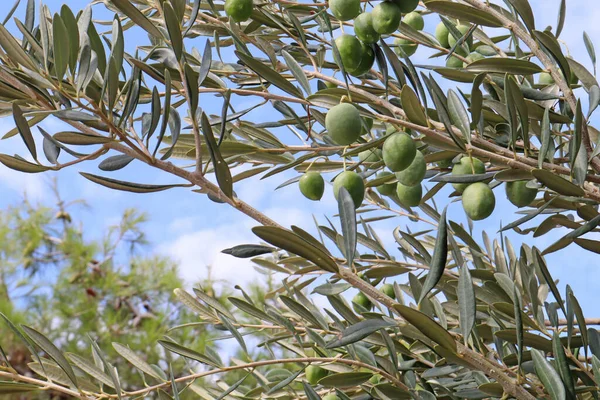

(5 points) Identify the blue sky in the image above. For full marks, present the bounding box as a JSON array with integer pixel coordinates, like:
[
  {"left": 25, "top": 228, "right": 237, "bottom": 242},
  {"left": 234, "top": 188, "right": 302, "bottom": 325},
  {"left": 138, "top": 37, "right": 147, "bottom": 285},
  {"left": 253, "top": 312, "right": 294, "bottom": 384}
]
[{"left": 1, "top": 0, "right": 599, "bottom": 318}]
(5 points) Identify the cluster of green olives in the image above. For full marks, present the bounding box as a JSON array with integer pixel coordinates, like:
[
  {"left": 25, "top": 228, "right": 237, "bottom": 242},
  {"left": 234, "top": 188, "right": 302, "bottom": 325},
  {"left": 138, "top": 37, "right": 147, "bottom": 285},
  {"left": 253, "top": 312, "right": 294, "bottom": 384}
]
[
  {"left": 451, "top": 156, "right": 537, "bottom": 220},
  {"left": 331, "top": 0, "right": 423, "bottom": 77},
  {"left": 299, "top": 145, "right": 538, "bottom": 222},
  {"left": 299, "top": 107, "right": 423, "bottom": 211}
]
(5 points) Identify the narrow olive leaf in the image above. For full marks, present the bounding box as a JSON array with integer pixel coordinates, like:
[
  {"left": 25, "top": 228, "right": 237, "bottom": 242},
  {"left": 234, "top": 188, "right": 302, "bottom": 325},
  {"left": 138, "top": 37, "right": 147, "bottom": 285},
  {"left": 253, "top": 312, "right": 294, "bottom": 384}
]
[
  {"left": 221, "top": 244, "right": 275, "bottom": 258},
  {"left": 326, "top": 319, "right": 396, "bottom": 348},
  {"left": 534, "top": 248, "right": 567, "bottom": 316},
  {"left": 380, "top": 39, "right": 406, "bottom": 87},
  {"left": 119, "top": 69, "right": 141, "bottom": 127},
  {"left": 535, "top": 31, "right": 572, "bottom": 85},
  {"left": 373, "top": 42, "right": 388, "bottom": 95},
  {"left": 60, "top": 5, "right": 78, "bottom": 72},
  {"left": 12, "top": 104, "right": 36, "bottom": 161},
  {"left": 338, "top": 187, "right": 357, "bottom": 267},
  {"left": 228, "top": 297, "right": 273, "bottom": 323},
  {"left": 465, "top": 58, "right": 543, "bottom": 75},
  {"left": 431, "top": 172, "right": 494, "bottom": 184},
  {"left": 52, "top": 13, "right": 69, "bottom": 81},
  {"left": 531, "top": 349, "right": 567, "bottom": 400},
  {"left": 505, "top": 74, "right": 519, "bottom": 148},
  {"left": 282, "top": 50, "right": 311, "bottom": 96},
  {"left": 401, "top": 84, "right": 427, "bottom": 126},
  {"left": 398, "top": 230, "right": 432, "bottom": 263},
  {"left": 447, "top": 90, "right": 471, "bottom": 145},
  {"left": 458, "top": 265, "right": 475, "bottom": 344},
  {"left": 110, "top": 0, "right": 161, "bottom": 37},
  {"left": 25, "top": 0, "right": 35, "bottom": 31},
  {"left": 163, "top": 3, "right": 183, "bottom": 60},
  {"left": 574, "top": 237, "right": 600, "bottom": 254},
  {"left": 89, "top": 339, "right": 122, "bottom": 399},
  {"left": 154, "top": 69, "right": 171, "bottom": 157},
  {"left": 0, "top": 154, "right": 49, "bottom": 173},
  {"left": 198, "top": 39, "right": 212, "bottom": 87},
  {"left": 302, "top": 381, "right": 321, "bottom": 400},
  {"left": 593, "top": 356, "right": 600, "bottom": 386},
  {"left": 218, "top": 373, "right": 251, "bottom": 399},
  {"left": 539, "top": 108, "right": 551, "bottom": 168},
  {"left": 394, "top": 305, "right": 457, "bottom": 352},
  {"left": 471, "top": 73, "right": 485, "bottom": 130},
  {"left": 489, "top": 76, "right": 561, "bottom": 100},
  {"left": 184, "top": 0, "right": 201, "bottom": 35},
  {"left": 266, "top": 369, "right": 302, "bottom": 395},
  {"left": 422, "top": 75, "right": 465, "bottom": 150},
  {"left": 184, "top": 64, "right": 199, "bottom": 114},
  {"left": 21, "top": 325, "right": 78, "bottom": 388},
  {"left": 318, "top": 372, "right": 373, "bottom": 388},
  {"left": 584, "top": 31, "right": 596, "bottom": 74},
  {"left": 494, "top": 169, "right": 533, "bottom": 182},
  {"left": 567, "top": 291, "right": 588, "bottom": 354},
  {"left": 193, "top": 287, "right": 236, "bottom": 321},
  {"left": 169, "top": 364, "right": 180, "bottom": 400},
  {"left": 200, "top": 111, "right": 233, "bottom": 198},
  {"left": 0, "top": 382, "right": 39, "bottom": 395},
  {"left": 217, "top": 90, "right": 231, "bottom": 147},
  {"left": 588, "top": 86, "right": 600, "bottom": 118},
  {"left": 79, "top": 172, "right": 188, "bottom": 194},
  {"left": 42, "top": 136, "right": 59, "bottom": 164},
  {"left": 235, "top": 50, "right": 303, "bottom": 98},
  {"left": 217, "top": 313, "right": 247, "bottom": 355},
  {"left": 54, "top": 131, "right": 112, "bottom": 145},
  {"left": 98, "top": 155, "right": 134, "bottom": 171},
  {"left": 551, "top": 332, "right": 576, "bottom": 400},
  {"left": 532, "top": 169, "right": 585, "bottom": 197},
  {"left": 572, "top": 99, "right": 583, "bottom": 183},
  {"left": 2, "top": 0, "right": 20, "bottom": 26},
  {"left": 67, "top": 353, "right": 115, "bottom": 388},
  {"left": 0, "top": 23, "right": 36, "bottom": 69},
  {"left": 589, "top": 329, "right": 600, "bottom": 358},
  {"left": 507, "top": 0, "right": 535, "bottom": 31},
  {"left": 544, "top": 212, "right": 600, "bottom": 255},
  {"left": 425, "top": 1, "right": 502, "bottom": 27},
  {"left": 506, "top": 75, "right": 529, "bottom": 150},
  {"left": 251, "top": 226, "right": 338, "bottom": 273},
  {"left": 568, "top": 57, "right": 599, "bottom": 91},
  {"left": 556, "top": 0, "right": 566, "bottom": 37},
  {"left": 112, "top": 343, "right": 163, "bottom": 381},
  {"left": 0, "top": 313, "right": 45, "bottom": 370},
  {"left": 158, "top": 340, "right": 220, "bottom": 368},
  {"left": 419, "top": 207, "right": 448, "bottom": 304},
  {"left": 280, "top": 296, "right": 322, "bottom": 328},
  {"left": 312, "top": 283, "right": 351, "bottom": 296},
  {"left": 513, "top": 289, "right": 524, "bottom": 371}
]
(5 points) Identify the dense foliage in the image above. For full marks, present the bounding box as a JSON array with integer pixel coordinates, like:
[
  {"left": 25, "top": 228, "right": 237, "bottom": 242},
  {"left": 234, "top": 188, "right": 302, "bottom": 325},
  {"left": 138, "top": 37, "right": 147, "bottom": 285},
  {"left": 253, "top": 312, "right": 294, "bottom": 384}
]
[{"left": 0, "top": 0, "right": 600, "bottom": 399}]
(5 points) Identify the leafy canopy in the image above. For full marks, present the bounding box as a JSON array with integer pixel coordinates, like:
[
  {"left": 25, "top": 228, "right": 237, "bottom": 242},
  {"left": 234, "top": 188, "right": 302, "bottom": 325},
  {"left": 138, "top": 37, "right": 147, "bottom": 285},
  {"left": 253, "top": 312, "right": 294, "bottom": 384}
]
[{"left": 0, "top": 0, "right": 599, "bottom": 399}]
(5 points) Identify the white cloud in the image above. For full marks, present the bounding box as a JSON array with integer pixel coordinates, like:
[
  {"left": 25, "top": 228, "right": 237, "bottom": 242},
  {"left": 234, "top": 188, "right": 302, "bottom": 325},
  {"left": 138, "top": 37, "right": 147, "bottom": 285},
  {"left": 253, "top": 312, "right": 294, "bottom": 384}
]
[
  {"left": 0, "top": 165, "right": 47, "bottom": 201},
  {"left": 160, "top": 224, "right": 259, "bottom": 287}
]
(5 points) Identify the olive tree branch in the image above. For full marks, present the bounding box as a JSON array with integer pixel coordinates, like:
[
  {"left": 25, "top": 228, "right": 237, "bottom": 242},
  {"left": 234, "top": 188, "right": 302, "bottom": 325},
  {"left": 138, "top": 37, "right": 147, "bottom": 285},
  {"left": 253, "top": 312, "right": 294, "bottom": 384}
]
[
  {"left": 462, "top": 0, "right": 600, "bottom": 173},
  {"left": 0, "top": 370, "right": 91, "bottom": 399},
  {"left": 97, "top": 356, "right": 408, "bottom": 398}
]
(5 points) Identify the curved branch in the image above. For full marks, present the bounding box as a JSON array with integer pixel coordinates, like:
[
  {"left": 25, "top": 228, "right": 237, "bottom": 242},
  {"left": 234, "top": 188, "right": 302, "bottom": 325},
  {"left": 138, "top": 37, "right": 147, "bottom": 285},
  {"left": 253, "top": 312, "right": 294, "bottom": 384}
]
[
  {"left": 0, "top": 370, "right": 90, "bottom": 399},
  {"left": 102, "top": 357, "right": 409, "bottom": 398}
]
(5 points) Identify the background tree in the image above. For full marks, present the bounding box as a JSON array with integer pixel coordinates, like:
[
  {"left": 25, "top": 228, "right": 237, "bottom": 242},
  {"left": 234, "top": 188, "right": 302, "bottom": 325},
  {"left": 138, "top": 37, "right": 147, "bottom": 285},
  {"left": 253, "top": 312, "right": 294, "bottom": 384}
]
[
  {"left": 0, "top": 0, "right": 600, "bottom": 399},
  {"left": 0, "top": 184, "right": 279, "bottom": 398}
]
